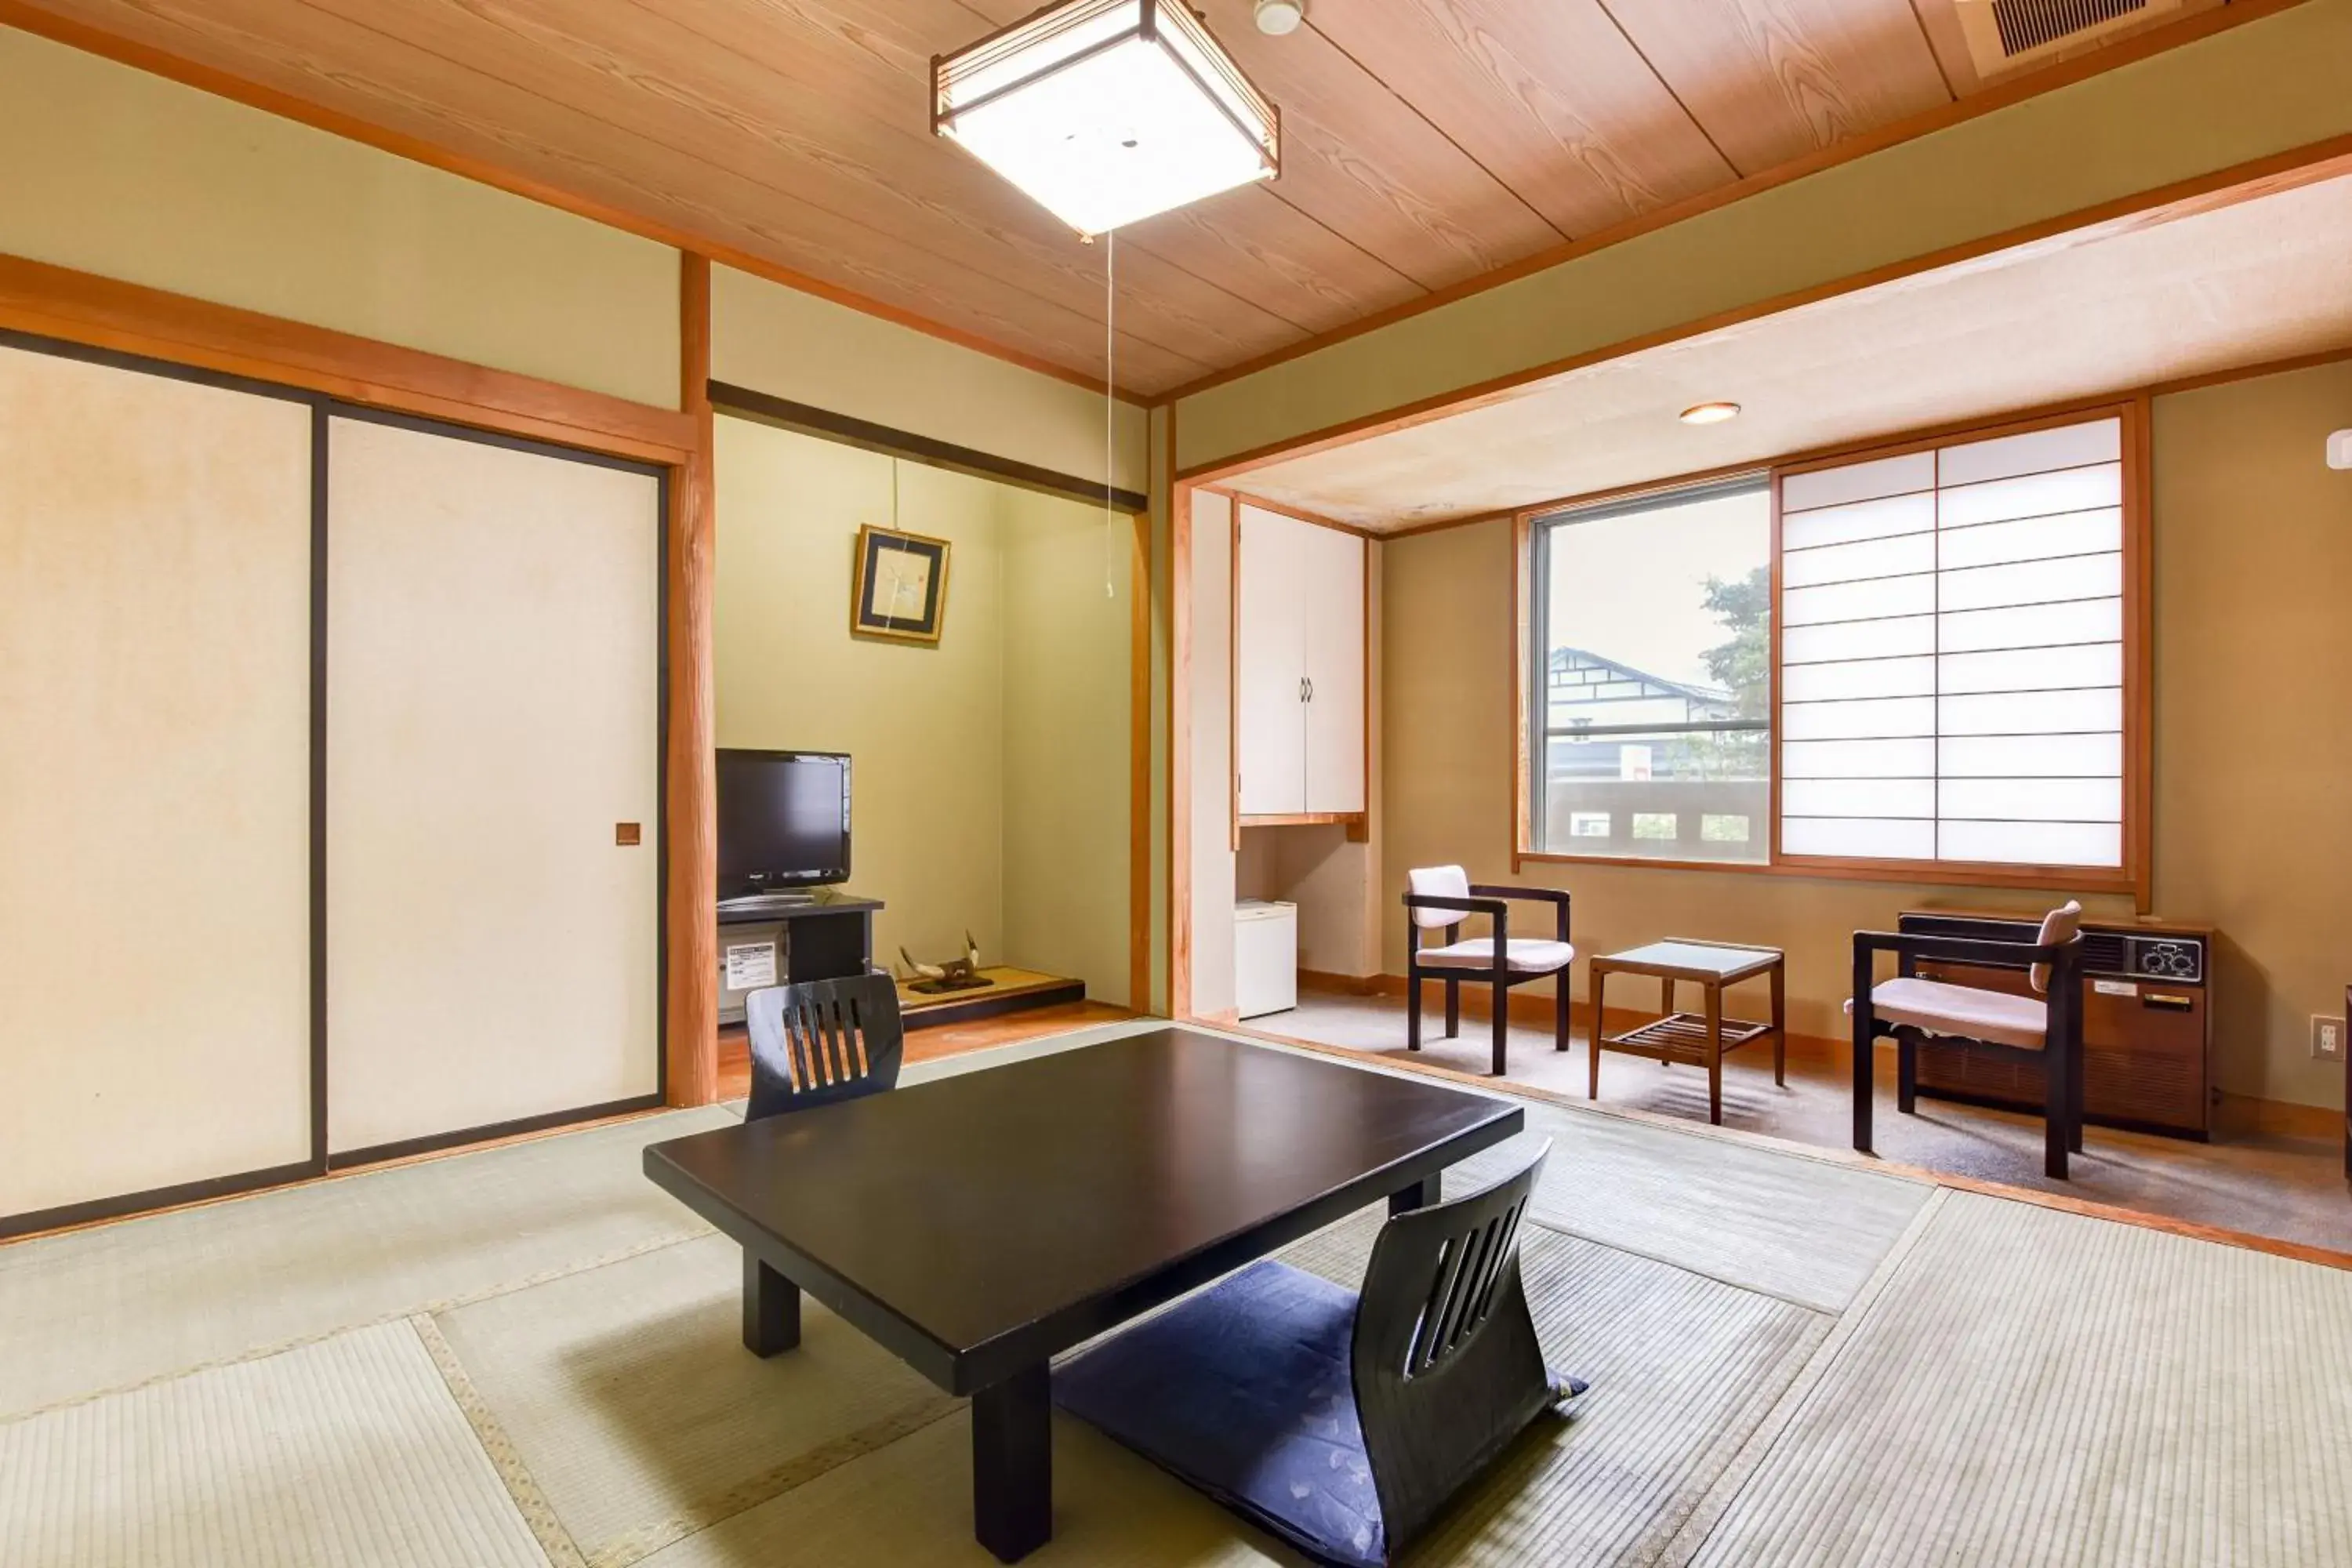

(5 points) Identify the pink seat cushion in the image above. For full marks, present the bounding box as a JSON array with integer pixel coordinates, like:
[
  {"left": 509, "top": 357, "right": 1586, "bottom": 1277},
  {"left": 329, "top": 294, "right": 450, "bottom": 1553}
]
[
  {"left": 1417, "top": 938, "right": 1574, "bottom": 975},
  {"left": 2029, "top": 900, "right": 2085, "bottom": 996},
  {"left": 1406, "top": 866, "right": 1472, "bottom": 931},
  {"left": 1848, "top": 977, "right": 2047, "bottom": 1051}
]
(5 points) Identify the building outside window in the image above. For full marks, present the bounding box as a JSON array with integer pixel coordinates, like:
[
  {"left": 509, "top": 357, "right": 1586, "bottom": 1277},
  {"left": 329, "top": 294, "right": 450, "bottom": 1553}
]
[{"left": 1526, "top": 477, "right": 1771, "bottom": 864}]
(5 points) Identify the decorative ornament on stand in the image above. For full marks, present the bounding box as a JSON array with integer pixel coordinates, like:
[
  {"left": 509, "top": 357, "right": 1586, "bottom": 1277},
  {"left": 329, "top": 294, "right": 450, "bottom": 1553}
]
[{"left": 899, "top": 931, "right": 993, "bottom": 994}]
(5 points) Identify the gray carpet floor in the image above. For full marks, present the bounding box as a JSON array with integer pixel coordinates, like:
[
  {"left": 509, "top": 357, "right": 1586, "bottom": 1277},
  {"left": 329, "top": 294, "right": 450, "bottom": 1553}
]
[
  {"left": 1266, "top": 991, "right": 2352, "bottom": 1254},
  {"left": 3, "top": 1020, "right": 2348, "bottom": 1566}
]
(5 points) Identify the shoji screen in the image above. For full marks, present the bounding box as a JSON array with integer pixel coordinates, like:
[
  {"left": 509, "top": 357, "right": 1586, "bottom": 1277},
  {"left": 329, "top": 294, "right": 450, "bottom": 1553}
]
[
  {"left": 0, "top": 341, "right": 313, "bottom": 1223},
  {"left": 325, "top": 415, "right": 661, "bottom": 1158},
  {"left": 1778, "top": 416, "right": 2128, "bottom": 871}
]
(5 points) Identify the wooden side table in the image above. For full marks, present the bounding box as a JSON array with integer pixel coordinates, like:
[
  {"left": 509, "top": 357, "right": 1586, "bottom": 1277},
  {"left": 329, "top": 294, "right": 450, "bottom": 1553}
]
[{"left": 1589, "top": 940, "right": 1785, "bottom": 1125}]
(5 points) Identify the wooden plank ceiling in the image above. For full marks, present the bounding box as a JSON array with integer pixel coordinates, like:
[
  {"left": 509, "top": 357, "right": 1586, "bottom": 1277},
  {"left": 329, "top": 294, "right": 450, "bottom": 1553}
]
[{"left": 11, "top": 0, "right": 2225, "bottom": 397}]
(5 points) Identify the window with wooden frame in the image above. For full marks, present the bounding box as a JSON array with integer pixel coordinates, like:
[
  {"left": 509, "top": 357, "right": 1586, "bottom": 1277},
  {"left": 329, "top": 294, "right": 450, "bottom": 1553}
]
[
  {"left": 1515, "top": 403, "right": 2150, "bottom": 898},
  {"left": 1521, "top": 477, "right": 1773, "bottom": 866}
]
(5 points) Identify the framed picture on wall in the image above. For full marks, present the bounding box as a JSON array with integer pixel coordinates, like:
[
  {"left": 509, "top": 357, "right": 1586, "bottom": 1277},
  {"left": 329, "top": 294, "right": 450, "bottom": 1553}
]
[{"left": 850, "top": 524, "right": 951, "bottom": 644}]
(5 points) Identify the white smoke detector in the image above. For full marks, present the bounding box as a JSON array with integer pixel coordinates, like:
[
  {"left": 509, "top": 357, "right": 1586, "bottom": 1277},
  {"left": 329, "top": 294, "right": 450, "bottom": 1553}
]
[
  {"left": 2329, "top": 429, "right": 2352, "bottom": 470},
  {"left": 1254, "top": 0, "right": 1305, "bottom": 35}
]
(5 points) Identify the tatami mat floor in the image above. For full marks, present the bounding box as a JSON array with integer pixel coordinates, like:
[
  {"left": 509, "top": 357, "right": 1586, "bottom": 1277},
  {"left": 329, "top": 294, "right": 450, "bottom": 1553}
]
[{"left": 5, "top": 1019, "right": 2350, "bottom": 1566}]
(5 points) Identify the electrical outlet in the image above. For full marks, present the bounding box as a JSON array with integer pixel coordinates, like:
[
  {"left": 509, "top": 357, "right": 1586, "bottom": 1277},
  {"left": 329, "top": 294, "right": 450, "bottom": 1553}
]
[{"left": 2314, "top": 1016, "right": 2346, "bottom": 1062}]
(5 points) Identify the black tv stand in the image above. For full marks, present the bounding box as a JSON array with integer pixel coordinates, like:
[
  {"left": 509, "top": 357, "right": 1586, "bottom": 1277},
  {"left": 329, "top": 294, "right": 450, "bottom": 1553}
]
[
  {"left": 715, "top": 888, "right": 884, "bottom": 1022},
  {"left": 717, "top": 890, "right": 821, "bottom": 916}
]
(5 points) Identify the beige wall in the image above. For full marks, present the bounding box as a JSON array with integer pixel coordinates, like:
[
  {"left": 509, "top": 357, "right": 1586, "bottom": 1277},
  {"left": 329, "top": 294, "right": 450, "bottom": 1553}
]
[
  {"left": 717, "top": 416, "right": 1008, "bottom": 974},
  {"left": 1380, "top": 359, "right": 2352, "bottom": 1108},
  {"left": 713, "top": 264, "right": 1148, "bottom": 494},
  {"left": 1173, "top": 0, "right": 2352, "bottom": 471},
  {"left": 2151, "top": 360, "right": 2352, "bottom": 1107},
  {"left": 1002, "top": 488, "right": 1136, "bottom": 1007},
  {"left": 1237, "top": 824, "right": 1381, "bottom": 978},
  {"left": 0, "top": 25, "right": 679, "bottom": 408},
  {"left": 0, "top": 344, "right": 314, "bottom": 1216},
  {"left": 716, "top": 416, "right": 1134, "bottom": 1003}
]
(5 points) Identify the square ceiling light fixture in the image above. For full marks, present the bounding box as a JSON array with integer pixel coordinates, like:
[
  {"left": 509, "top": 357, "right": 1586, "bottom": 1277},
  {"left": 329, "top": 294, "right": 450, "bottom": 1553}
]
[{"left": 934, "top": 0, "right": 1280, "bottom": 238}]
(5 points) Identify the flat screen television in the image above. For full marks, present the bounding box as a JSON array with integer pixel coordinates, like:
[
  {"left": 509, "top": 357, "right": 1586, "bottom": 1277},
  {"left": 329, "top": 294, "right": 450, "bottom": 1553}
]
[{"left": 716, "top": 750, "right": 851, "bottom": 894}]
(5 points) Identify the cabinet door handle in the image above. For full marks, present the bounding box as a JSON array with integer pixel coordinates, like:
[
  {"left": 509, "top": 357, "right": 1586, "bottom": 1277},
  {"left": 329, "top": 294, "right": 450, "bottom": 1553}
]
[{"left": 1305, "top": 677, "right": 1315, "bottom": 702}]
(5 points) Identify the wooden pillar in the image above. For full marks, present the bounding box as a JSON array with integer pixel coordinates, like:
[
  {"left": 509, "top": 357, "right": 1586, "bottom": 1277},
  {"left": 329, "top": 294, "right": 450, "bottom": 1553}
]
[
  {"left": 665, "top": 253, "right": 719, "bottom": 1106},
  {"left": 1128, "top": 510, "right": 1153, "bottom": 1014}
]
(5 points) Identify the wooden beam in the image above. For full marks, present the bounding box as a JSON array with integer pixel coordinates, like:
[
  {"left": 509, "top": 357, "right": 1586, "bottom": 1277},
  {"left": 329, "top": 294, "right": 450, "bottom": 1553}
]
[
  {"left": 1174, "top": 133, "right": 2352, "bottom": 485},
  {"left": 1356, "top": 337, "right": 2352, "bottom": 546},
  {"left": 0, "top": 249, "right": 695, "bottom": 463},
  {"left": 665, "top": 254, "right": 719, "bottom": 1108},
  {"left": 1168, "top": 405, "right": 1194, "bottom": 1019},
  {"left": 1219, "top": 489, "right": 1377, "bottom": 539},
  {"left": 708, "top": 379, "right": 1145, "bottom": 513},
  {"left": 1129, "top": 510, "right": 1153, "bottom": 1015}
]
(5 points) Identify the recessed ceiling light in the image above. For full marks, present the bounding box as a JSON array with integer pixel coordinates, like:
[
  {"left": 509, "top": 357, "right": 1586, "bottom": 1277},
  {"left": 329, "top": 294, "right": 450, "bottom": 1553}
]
[
  {"left": 1679, "top": 401, "right": 1740, "bottom": 426},
  {"left": 934, "top": 0, "right": 1280, "bottom": 238},
  {"left": 1255, "top": 0, "right": 1306, "bottom": 34}
]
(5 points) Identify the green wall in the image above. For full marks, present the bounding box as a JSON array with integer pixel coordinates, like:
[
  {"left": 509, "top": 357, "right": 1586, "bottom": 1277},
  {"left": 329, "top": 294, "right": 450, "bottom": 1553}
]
[{"left": 714, "top": 415, "right": 1134, "bottom": 1004}]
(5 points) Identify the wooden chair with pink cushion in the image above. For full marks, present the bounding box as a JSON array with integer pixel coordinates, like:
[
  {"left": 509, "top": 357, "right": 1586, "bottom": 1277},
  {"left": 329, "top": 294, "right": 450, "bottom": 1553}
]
[
  {"left": 1848, "top": 901, "right": 2088, "bottom": 1179},
  {"left": 1402, "top": 866, "right": 1573, "bottom": 1076}
]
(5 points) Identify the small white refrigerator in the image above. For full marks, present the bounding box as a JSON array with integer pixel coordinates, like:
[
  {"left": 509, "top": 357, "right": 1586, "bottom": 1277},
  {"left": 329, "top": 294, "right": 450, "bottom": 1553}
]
[{"left": 1234, "top": 899, "right": 1298, "bottom": 1018}]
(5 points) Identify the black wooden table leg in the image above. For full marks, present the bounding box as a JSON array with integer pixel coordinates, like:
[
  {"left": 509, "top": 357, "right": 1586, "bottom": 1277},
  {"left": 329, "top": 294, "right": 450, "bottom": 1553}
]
[
  {"left": 742, "top": 1251, "right": 800, "bottom": 1357},
  {"left": 972, "top": 1363, "right": 1051, "bottom": 1563},
  {"left": 1389, "top": 1174, "right": 1441, "bottom": 1215}
]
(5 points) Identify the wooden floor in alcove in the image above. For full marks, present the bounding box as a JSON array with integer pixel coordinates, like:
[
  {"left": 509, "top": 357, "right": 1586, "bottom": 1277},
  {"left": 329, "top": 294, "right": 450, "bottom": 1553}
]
[{"left": 715, "top": 1000, "right": 1135, "bottom": 1102}]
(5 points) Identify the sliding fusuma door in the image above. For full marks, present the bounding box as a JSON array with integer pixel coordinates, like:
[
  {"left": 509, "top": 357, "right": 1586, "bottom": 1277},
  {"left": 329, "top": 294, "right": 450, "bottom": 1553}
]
[
  {"left": 324, "top": 413, "right": 662, "bottom": 1160},
  {"left": 0, "top": 338, "right": 315, "bottom": 1231}
]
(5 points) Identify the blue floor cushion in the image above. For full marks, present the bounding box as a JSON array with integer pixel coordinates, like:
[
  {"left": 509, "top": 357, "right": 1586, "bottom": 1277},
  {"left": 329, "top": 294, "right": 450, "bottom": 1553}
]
[{"left": 1054, "top": 1259, "right": 1389, "bottom": 1566}]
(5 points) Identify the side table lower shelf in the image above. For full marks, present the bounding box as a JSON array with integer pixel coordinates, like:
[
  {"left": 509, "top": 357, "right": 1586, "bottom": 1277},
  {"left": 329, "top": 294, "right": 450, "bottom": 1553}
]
[{"left": 1588, "top": 940, "right": 1787, "bottom": 1127}]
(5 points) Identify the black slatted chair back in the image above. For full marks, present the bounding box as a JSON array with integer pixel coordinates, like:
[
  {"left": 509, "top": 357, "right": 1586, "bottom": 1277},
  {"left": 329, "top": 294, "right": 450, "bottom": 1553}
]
[
  {"left": 744, "top": 971, "right": 905, "bottom": 1120},
  {"left": 1351, "top": 1141, "right": 1557, "bottom": 1556}
]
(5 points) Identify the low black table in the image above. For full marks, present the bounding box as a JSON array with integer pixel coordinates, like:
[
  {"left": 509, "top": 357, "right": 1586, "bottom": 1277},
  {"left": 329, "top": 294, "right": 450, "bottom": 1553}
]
[{"left": 643, "top": 1027, "right": 1523, "bottom": 1562}]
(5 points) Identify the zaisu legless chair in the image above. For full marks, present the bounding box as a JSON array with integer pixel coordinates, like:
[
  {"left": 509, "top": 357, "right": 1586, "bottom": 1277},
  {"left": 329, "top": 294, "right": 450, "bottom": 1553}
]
[
  {"left": 1053, "top": 1142, "right": 1582, "bottom": 1568},
  {"left": 743, "top": 970, "right": 905, "bottom": 1120},
  {"left": 1848, "top": 902, "right": 2087, "bottom": 1180},
  {"left": 1403, "top": 866, "right": 1573, "bottom": 1076},
  {"left": 737, "top": 971, "right": 905, "bottom": 1353}
]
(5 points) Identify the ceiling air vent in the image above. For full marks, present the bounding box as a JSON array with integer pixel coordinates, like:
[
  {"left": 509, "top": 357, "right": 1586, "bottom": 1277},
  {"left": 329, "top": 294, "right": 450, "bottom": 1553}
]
[{"left": 1954, "top": 0, "right": 2180, "bottom": 76}]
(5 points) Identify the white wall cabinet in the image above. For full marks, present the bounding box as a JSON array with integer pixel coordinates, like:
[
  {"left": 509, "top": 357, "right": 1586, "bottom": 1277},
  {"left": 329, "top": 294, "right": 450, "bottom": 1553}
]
[{"left": 1236, "top": 505, "right": 1365, "bottom": 817}]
